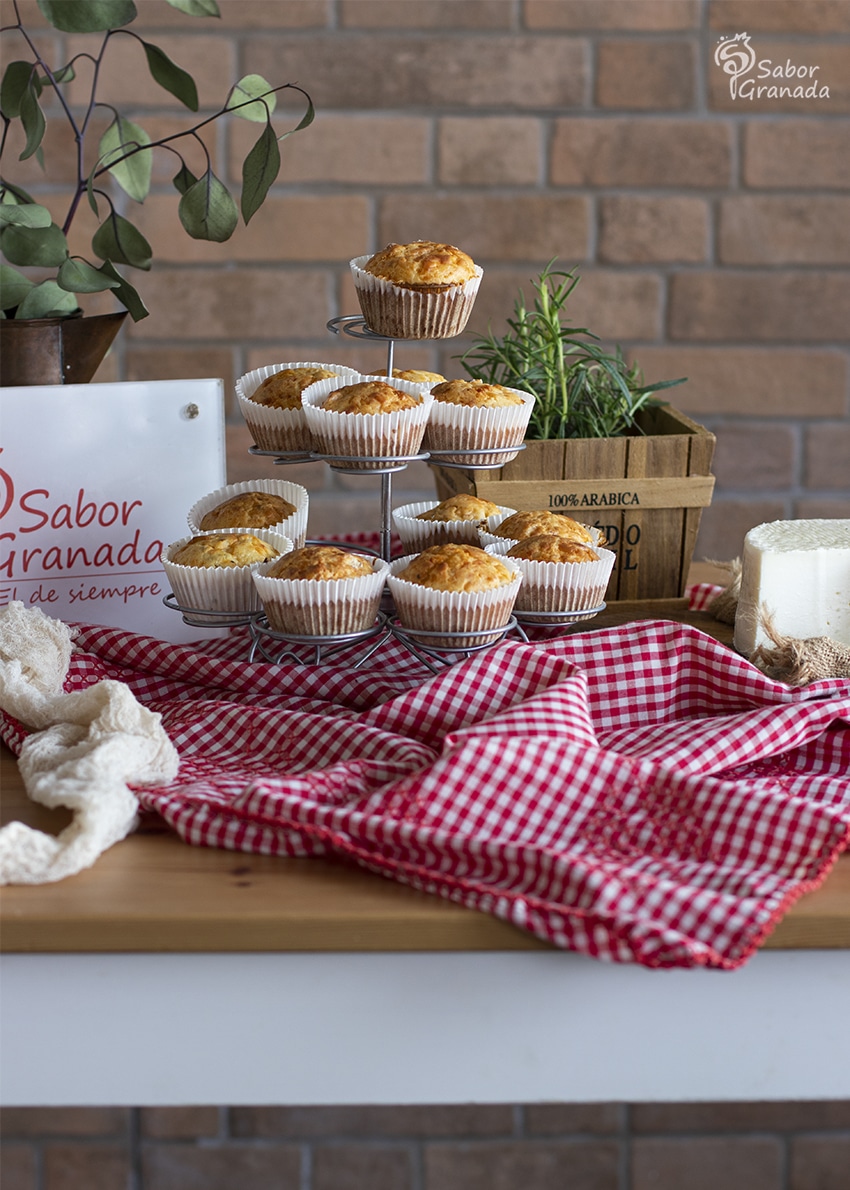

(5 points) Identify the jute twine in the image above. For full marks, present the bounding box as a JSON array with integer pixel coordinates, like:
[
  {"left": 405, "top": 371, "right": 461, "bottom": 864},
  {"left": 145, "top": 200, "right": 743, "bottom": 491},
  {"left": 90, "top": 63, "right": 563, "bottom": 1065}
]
[{"left": 704, "top": 558, "right": 850, "bottom": 686}]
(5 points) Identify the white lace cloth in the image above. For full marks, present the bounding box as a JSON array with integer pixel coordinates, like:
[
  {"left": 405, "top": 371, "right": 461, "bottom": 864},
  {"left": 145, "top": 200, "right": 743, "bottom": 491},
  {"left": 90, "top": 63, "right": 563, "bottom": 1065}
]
[{"left": 0, "top": 602, "right": 178, "bottom": 884}]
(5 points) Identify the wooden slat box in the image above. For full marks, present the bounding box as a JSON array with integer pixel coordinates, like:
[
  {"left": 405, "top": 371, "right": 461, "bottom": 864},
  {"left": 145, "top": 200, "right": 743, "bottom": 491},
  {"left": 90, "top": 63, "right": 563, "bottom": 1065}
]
[{"left": 430, "top": 405, "right": 716, "bottom": 601}]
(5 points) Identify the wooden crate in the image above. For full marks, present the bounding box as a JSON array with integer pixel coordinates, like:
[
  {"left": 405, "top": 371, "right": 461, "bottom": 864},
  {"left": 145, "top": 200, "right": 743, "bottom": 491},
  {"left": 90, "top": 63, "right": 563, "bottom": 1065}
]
[{"left": 430, "top": 405, "right": 716, "bottom": 600}]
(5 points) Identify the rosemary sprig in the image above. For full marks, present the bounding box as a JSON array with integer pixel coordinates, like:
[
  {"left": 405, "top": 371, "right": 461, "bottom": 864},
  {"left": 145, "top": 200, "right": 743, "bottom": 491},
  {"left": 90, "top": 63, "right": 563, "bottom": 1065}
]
[{"left": 458, "top": 262, "right": 685, "bottom": 440}]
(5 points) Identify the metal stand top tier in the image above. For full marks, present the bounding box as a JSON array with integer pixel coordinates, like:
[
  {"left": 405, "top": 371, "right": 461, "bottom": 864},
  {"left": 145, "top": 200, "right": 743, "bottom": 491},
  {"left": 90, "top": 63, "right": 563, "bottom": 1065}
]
[{"left": 327, "top": 314, "right": 400, "bottom": 377}]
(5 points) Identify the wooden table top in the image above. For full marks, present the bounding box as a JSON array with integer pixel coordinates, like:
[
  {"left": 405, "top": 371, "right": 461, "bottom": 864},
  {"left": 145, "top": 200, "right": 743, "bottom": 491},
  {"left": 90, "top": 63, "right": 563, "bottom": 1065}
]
[{"left": 2, "top": 583, "right": 849, "bottom": 955}]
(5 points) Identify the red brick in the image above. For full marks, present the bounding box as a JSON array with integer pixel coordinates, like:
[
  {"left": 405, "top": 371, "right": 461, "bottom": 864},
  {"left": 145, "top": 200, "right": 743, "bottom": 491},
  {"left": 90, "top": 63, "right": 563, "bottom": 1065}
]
[
  {"left": 631, "top": 1100, "right": 850, "bottom": 1132},
  {"left": 709, "top": 1, "right": 850, "bottom": 33},
  {"left": 139, "top": 1106, "right": 221, "bottom": 1139},
  {"left": 789, "top": 1134, "right": 850, "bottom": 1190},
  {"left": 340, "top": 0, "right": 513, "bottom": 28},
  {"left": 805, "top": 425, "right": 850, "bottom": 490},
  {"left": 312, "top": 1143, "right": 413, "bottom": 1190},
  {"left": 624, "top": 347, "right": 848, "bottom": 418},
  {"left": 44, "top": 1142, "right": 131, "bottom": 1190},
  {"left": 743, "top": 120, "right": 850, "bottom": 189},
  {"left": 0, "top": 1144, "right": 36, "bottom": 1190},
  {"left": 711, "top": 423, "right": 796, "bottom": 489},
  {"left": 551, "top": 119, "right": 732, "bottom": 187},
  {"left": 526, "top": 0, "right": 699, "bottom": 30},
  {"left": 131, "top": 0, "right": 331, "bottom": 29},
  {"left": 423, "top": 1139, "right": 621, "bottom": 1190},
  {"left": 66, "top": 33, "right": 234, "bottom": 109},
  {"left": 596, "top": 40, "right": 696, "bottom": 110},
  {"left": 438, "top": 117, "right": 542, "bottom": 185},
  {"left": 524, "top": 1103, "right": 625, "bottom": 1135},
  {"left": 378, "top": 194, "right": 590, "bottom": 262},
  {"left": 0, "top": 1108, "right": 129, "bottom": 1137},
  {"left": 696, "top": 499, "right": 787, "bottom": 560},
  {"left": 709, "top": 40, "right": 850, "bottom": 114},
  {"left": 720, "top": 197, "right": 850, "bottom": 264},
  {"left": 229, "top": 1103, "right": 514, "bottom": 1138},
  {"left": 126, "top": 348, "right": 236, "bottom": 407},
  {"left": 246, "top": 34, "right": 588, "bottom": 109},
  {"left": 668, "top": 273, "right": 850, "bottom": 342},
  {"left": 231, "top": 114, "right": 430, "bottom": 185},
  {"left": 632, "top": 1135, "right": 782, "bottom": 1190},
  {"left": 796, "top": 498, "right": 850, "bottom": 519},
  {"left": 599, "top": 196, "right": 709, "bottom": 263},
  {"left": 140, "top": 1142, "right": 301, "bottom": 1190}
]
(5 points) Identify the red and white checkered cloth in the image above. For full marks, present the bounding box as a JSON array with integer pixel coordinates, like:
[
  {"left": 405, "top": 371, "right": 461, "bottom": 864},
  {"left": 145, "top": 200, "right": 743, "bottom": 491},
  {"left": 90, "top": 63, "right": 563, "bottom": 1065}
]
[{"left": 3, "top": 580, "right": 849, "bottom": 969}]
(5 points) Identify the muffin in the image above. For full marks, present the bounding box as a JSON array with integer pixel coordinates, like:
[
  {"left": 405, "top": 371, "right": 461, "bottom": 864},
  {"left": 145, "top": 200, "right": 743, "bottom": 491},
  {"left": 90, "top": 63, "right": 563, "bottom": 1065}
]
[
  {"left": 493, "top": 534, "right": 616, "bottom": 618},
  {"left": 424, "top": 378, "right": 535, "bottom": 467},
  {"left": 162, "top": 528, "right": 292, "bottom": 626},
  {"left": 253, "top": 545, "right": 389, "bottom": 636},
  {"left": 480, "top": 509, "right": 605, "bottom": 551},
  {"left": 350, "top": 241, "right": 483, "bottom": 339},
  {"left": 236, "top": 361, "right": 358, "bottom": 453},
  {"left": 188, "top": 479, "right": 309, "bottom": 548},
  {"left": 371, "top": 368, "right": 446, "bottom": 384},
  {"left": 302, "top": 374, "right": 434, "bottom": 471},
  {"left": 388, "top": 542, "right": 522, "bottom": 649},
  {"left": 392, "top": 494, "right": 515, "bottom": 551}
]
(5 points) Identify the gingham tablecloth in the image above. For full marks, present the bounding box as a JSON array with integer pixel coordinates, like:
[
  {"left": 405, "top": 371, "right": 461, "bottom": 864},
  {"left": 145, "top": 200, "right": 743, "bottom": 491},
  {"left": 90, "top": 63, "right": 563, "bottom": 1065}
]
[{"left": 3, "top": 583, "right": 849, "bottom": 969}]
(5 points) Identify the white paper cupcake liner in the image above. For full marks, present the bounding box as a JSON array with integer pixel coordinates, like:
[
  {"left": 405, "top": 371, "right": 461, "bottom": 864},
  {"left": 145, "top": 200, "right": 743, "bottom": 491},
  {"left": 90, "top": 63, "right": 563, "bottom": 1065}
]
[
  {"left": 161, "top": 528, "right": 293, "bottom": 626},
  {"left": 350, "top": 255, "right": 483, "bottom": 339},
  {"left": 302, "top": 374, "right": 434, "bottom": 472},
  {"left": 479, "top": 522, "right": 607, "bottom": 552},
  {"left": 387, "top": 552, "right": 522, "bottom": 649},
  {"left": 485, "top": 544, "right": 616, "bottom": 614},
  {"left": 187, "top": 478, "right": 309, "bottom": 548},
  {"left": 424, "top": 387, "right": 535, "bottom": 466},
  {"left": 392, "top": 501, "right": 517, "bottom": 552},
  {"left": 253, "top": 554, "right": 389, "bottom": 636},
  {"left": 236, "top": 361, "right": 359, "bottom": 453}
]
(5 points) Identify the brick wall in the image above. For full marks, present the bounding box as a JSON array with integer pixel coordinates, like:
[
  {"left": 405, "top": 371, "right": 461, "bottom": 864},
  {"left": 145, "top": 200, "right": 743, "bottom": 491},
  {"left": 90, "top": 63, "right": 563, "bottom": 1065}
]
[
  {"left": 2, "top": 0, "right": 849, "bottom": 1181},
  {"left": 3, "top": 0, "right": 847, "bottom": 548},
  {"left": 2, "top": 1100, "right": 850, "bottom": 1189}
]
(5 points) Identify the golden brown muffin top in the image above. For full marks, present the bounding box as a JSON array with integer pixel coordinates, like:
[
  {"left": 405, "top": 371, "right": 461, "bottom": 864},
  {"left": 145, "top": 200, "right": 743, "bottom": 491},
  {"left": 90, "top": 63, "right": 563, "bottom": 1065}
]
[
  {"left": 396, "top": 543, "right": 515, "bottom": 593},
  {"left": 265, "top": 545, "right": 374, "bottom": 582},
  {"left": 363, "top": 242, "right": 477, "bottom": 289},
  {"left": 250, "top": 367, "right": 336, "bottom": 410},
  {"left": 322, "top": 380, "right": 420, "bottom": 416},
  {"left": 171, "top": 533, "right": 278, "bottom": 569},
  {"left": 199, "top": 491, "right": 296, "bottom": 531},
  {"left": 507, "top": 535, "right": 599, "bottom": 564},
  {"left": 494, "top": 510, "right": 594, "bottom": 544},
  {"left": 431, "top": 379, "right": 523, "bottom": 409},
  {"left": 371, "top": 368, "right": 446, "bottom": 384},
  {"left": 416, "top": 494, "right": 502, "bottom": 524}
]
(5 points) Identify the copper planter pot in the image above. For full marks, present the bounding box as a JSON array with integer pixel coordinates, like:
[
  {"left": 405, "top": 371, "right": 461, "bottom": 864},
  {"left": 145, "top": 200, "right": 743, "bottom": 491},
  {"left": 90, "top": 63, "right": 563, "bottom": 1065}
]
[{"left": 0, "top": 310, "right": 127, "bottom": 386}]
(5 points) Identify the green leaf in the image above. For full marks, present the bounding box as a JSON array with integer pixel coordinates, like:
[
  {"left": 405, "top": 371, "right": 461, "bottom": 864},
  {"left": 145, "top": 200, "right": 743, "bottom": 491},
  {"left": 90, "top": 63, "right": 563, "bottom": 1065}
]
[
  {"left": 165, "top": 0, "right": 220, "bottom": 15},
  {"left": 38, "top": 63, "right": 76, "bottom": 87},
  {"left": 57, "top": 257, "right": 121, "bottom": 294},
  {"left": 37, "top": 0, "right": 137, "bottom": 33},
  {"left": 141, "top": 40, "right": 198, "bottom": 111},
  {"left": 1, "top": 62, "right": 39, "bottom": 119},
  {"left": 16, "top": 280, "right": 80, "bottom": 319},
  {"left": 0, "top": 220, "right": 69, "bottom": 267},
  {"left": 0, "top": 180, "right": 36, "bottom": 205},
  {"left": 18, "top": 83, "right": 46, "bottom": 161},
  {"left": 0, "top": 202, "right": 52, "bottom": 228},
  {"left": 226, "top": 74, "right": 276, "bottom": 123},
  {"left": 178, "top": 170, "right": 238, "bottom": 242},
  {"left": 241, "top": 122, "right": 279, "bottom": 224},
  {"left": 172, "top": 161, "right": 198, "bottom": 196},
  {"left": 98, "top": 260, "right": 149, "bottom": 321},
  {"left": 279, "top": 93, "right": 315, "bottom": 141},
  {"left": 0, "top": 264, "right": 35, "bottom": 311},
  {"left": 98, "top": 114, "right": 152, "bottom": 201},
  {"left": 91, "top": 212, "right": 152, "bottom": 269}
]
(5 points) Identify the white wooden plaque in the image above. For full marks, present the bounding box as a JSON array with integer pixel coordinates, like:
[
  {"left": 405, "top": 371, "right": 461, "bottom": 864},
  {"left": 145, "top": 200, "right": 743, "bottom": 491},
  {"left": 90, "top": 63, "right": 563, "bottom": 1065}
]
[{"left": 0, "top": 379, "right": 226, "bottom": 644}]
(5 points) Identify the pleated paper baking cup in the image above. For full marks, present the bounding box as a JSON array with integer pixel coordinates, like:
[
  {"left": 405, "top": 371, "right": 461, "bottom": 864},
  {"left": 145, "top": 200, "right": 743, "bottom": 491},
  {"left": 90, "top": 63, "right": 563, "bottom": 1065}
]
[
  {"left": 485, "top": 544, "right": 616, "bottom": 615},
  {"left": 424, "top": 387, "right": 535, "bottom": 466},
  {"left": 350, "top": 255, "right": 483, "bottom": 339},
  {"left": 302, "top": 375, "right": 434, "bottom": 471},
  {"left": 392, "top": 501, "right": 517, "bottom": 552},
  {"left": 387, "top": 553, "right": 522, "bottom": 649},
  {"left": 161, "top": 529, "right": 293, "bottom": 626},
  {"left": 236, "top": 361, "right": 359, "bottom": 453},
  {"left": 479, "top": 521, "right": 607, "bottom": 552},
  {"left": 253, "top": 554, "right": 389, "bottom": 636},
  {"left": 187, "top": 478, "right": 309, "bottom": 548}
]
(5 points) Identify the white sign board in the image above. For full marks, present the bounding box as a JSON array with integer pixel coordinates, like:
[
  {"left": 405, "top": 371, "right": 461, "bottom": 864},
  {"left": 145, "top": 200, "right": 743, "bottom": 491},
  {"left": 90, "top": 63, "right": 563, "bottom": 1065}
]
[{"left": 1, "top": 379, "right": 226, "bottom": 644}]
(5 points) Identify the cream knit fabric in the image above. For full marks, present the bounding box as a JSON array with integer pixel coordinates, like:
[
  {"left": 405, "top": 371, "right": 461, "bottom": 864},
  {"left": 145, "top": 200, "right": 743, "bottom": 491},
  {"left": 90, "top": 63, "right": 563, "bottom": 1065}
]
[{"left": 0, "top": 602, "right": 179, "bottom": 884}]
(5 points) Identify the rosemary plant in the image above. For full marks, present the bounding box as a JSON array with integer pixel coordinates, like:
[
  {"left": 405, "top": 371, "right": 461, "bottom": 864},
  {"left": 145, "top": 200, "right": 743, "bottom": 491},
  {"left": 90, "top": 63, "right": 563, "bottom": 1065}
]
[{"left": 459, "top": 263, "right": 685, "bottom": 440}]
